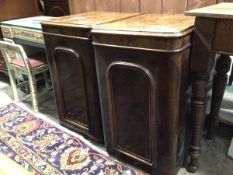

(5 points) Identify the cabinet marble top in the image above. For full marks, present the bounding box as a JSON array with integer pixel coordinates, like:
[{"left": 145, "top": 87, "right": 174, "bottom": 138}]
[
  {"left": 185, "top": 3, "right": 233, "bottom": 19},
  {"left": 92, "top": 14, "right": 194, "bottom": 37},
  {"left": 41, "top": 11, "right": 139, "bottom": 28}
]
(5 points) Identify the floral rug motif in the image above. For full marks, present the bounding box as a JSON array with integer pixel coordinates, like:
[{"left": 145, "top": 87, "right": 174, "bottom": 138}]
[{"left": 0, "top": 103, "right": 142, "bottom": 175}]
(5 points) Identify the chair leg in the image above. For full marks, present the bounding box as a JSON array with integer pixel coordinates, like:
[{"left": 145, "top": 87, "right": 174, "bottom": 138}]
[
  {"left": 28, "top": 74, "right": 38, "bottom": 112},
  {"left": 43, "top": 71, "right": 50, "bottom": 89},
  {"left": 22, "top": 75, "right": 30, "bottom": 94},
  {"left": 9, "top": 69, "right": 19, "bottom": 102}
]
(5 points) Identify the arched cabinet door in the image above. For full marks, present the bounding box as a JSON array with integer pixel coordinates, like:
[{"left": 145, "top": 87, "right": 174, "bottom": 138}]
[
  {"left": 106, "top": 61, "right": 157, "bottom": 167},
  {"left": 53, "top": 47, "right": 89, "bottom": 131}
]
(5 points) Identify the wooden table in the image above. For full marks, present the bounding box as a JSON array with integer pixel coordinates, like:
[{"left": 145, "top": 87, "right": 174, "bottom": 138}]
[{"left": 185, "top": 2, "right": 233, "bottom": 172}]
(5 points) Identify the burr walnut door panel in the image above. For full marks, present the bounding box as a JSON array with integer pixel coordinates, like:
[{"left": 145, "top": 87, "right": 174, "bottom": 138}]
[
  {"left": 43, "top": 34, "right": 103, "bottom": 142},
  {"left": 53, "top": 47, "right": 89, "bottom": 130},
  {"left": 106, "top": 62, "right": 157, "bottom": 164}
]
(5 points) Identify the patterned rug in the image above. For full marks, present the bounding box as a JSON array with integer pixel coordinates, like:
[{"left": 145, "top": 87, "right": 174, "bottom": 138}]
[{"left": 0, "top": 103, "right": 142, "bottom": 175}]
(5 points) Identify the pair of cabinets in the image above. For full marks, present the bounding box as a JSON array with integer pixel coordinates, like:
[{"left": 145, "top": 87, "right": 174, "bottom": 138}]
[{"left": 42, "top": 12, "right": 193, "bottom": 175}]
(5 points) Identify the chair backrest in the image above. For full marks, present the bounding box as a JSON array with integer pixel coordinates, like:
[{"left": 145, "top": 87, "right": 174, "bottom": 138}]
[{"left": 0, "top": 41, "right": 32, "bottom": 70}]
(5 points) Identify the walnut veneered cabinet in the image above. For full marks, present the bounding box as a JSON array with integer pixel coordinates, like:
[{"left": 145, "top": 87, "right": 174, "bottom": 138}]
[
  {"left": 41, "top": 12, "right": 139, "bottom": 142},
  {"left": 92, "top": 14, "right": 194, "bottom": 174}
]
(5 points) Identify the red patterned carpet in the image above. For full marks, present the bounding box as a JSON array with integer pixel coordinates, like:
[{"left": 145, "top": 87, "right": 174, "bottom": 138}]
[{"left": 0, "top": 103, "right": 143, "bottom": 175}]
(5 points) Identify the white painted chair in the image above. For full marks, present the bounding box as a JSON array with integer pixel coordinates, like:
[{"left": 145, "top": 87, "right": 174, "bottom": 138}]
[{"left": 0, "top": 41, "right": 52, "bottom": 112}]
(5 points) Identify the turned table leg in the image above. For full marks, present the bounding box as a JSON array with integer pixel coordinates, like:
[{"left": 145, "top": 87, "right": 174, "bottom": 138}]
[
  {"left": 207, "top": 55, "right": 231, "bottom": 140},
  {"left": 188, "top": 73, "right": 209, "bottom": 172},
  {"left": 187, "top": 17, "right": 217, "bottom": 172}
]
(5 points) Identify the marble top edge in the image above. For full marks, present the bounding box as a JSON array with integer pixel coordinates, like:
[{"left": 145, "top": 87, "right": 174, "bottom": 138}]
[
  {"left": 41, "top": 11, "right": 140, "bottom": 27},
  {"left": 91, "top": 14, "right": 194, "bottom": 37}
]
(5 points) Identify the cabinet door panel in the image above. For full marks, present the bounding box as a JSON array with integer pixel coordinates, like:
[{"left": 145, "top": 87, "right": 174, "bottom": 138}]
[
  {"left": 53, "top": 47, "right": 88, "bottom": 129},
  {"left": 106, "top": 61, "right": 157, "bottom": 164}
]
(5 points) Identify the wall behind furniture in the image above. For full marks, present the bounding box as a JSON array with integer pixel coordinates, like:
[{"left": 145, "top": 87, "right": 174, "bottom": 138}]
[
  {"left": 68, "top": 0, "right": 228, "bottom": 14},
  {"left": 0, "top": 0, "right": 39, "bottom": 21}
]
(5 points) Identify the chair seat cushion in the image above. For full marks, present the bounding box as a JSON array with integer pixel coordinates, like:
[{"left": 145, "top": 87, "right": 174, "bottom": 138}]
[{"left": 11, "top": 56, "right": 47, "bottom": 68}]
